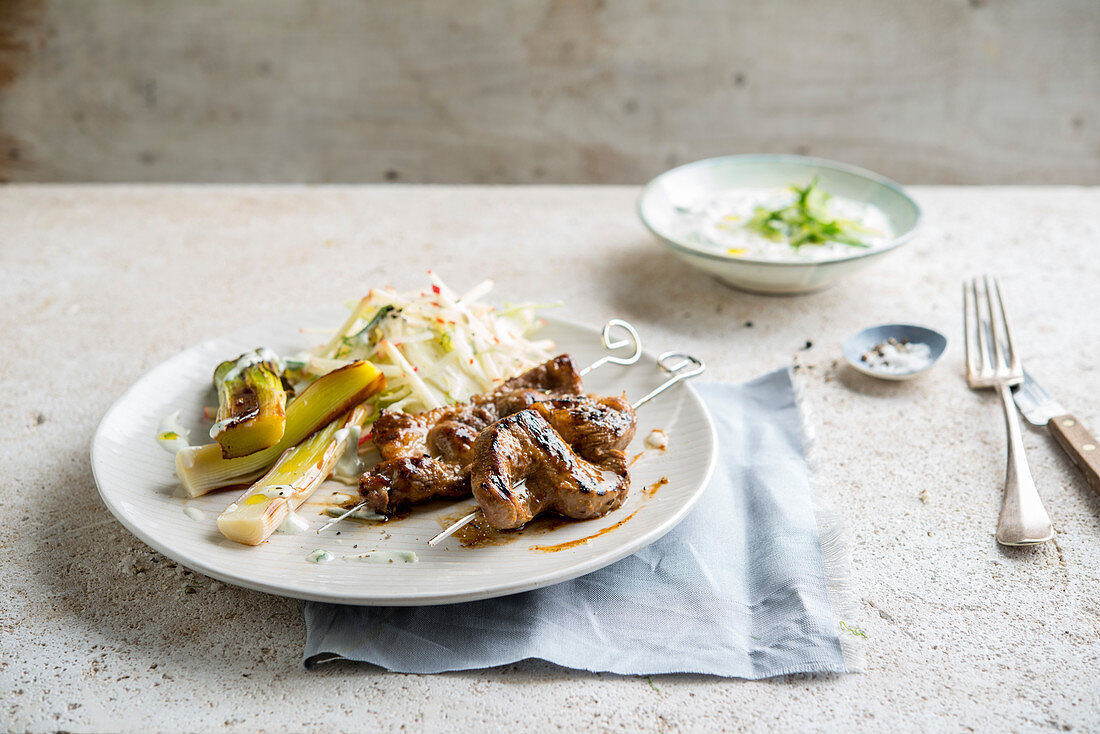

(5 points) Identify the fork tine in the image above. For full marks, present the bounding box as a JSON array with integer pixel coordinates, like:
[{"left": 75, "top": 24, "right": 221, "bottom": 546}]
[
  {"left": 984, "top": 274, "right": 1009, "bottom": 370},
  {"left": 963, "top": 281, "right": 978, "bottom": 379},
  {"left": 972, "top": 278, "right": 991, "bottom": 375},
  {"left": 989, "top": 276, "right": 1020, "bottom": 373}
]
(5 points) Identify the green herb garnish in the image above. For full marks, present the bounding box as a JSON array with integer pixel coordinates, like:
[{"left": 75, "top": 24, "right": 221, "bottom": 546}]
[
  {"left": 746, "top": 178, "right": 876, "bottom": 249},
  {"left": 436, "top": 329, "right": 454, "bottom": 353},
  {"left": 336, "top": 305, "right": 397, "bottom": 358},
  {"left": 347, "top": 305, "right": 396, "bottom": 343}
]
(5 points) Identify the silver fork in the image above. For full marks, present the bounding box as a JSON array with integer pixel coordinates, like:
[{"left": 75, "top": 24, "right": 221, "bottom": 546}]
[{"left": 963, "top": 275, "right": 1053, "bottom": 546}]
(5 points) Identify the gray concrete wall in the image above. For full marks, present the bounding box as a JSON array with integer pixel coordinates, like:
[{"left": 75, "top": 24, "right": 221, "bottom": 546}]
[{"left": 0, "top": 0, "right": 1097, "bottom": 184}]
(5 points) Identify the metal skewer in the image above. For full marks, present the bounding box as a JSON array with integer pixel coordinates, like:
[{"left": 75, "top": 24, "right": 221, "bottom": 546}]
[
  {"left": 631, "top": 352, "right": 705, "bottom": 410},
  {"left": 426, "top": 351, "right": 706, "bottom": 546},
  {"left": 316, "top": 503, "right": 370, "bottom": 534},
  {"left": 579, "top": 319, "right": 641, "bottom": 376},
  {"left": 319, "top": 319, "right": 643, "bottom": 536},
  {"left": 427, "top": 507, "right": 481, "bottom": 545}
]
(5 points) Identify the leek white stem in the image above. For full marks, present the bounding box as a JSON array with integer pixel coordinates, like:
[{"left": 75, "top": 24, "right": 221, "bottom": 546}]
[{"left": 217, "top": 404, "right": 369, "bottom": 546}]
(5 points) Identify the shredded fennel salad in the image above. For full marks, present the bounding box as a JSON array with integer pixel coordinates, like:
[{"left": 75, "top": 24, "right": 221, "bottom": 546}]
[
  {"left": 156, "top": 273, "right": 554, "bottom": 454},
  {"left": 287, "top": 272, "right": 554, "bottom": 414}
]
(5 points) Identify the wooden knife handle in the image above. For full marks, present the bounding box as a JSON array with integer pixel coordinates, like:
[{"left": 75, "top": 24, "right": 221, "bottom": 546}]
[{"left": 1047, "top": 414, "right": 1100, "bottom": 497}]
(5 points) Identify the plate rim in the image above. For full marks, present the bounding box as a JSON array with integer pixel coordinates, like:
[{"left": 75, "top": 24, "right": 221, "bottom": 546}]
[{"left": 90, "top": 310, "right": 718, "bottom": 606}]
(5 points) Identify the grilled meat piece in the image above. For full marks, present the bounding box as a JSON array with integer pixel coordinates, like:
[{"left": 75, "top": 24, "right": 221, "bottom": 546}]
[
  {"left": 470, "top": 407, "right": 632, "bottom": 530},
  {"left": 529, "top": 395, "right": 636, "bottom": 464},
  {"left": 486, "top": 353, "right": 583, "bottom": 403},
  {"left": 370, "top": 354, "right": 582, "bottom": 462},
  {"left": 372, "top": 404, "right": 498, "bottom": 464},
  {"left": 359, "top": 354, "right": 584, "bottom": 514},
  {"left": 359, "top": 456, "right": 471, "bottom": 511}
]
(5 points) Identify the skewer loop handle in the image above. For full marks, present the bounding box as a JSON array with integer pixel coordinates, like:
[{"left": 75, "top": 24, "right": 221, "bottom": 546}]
[
  {"left": 579, "top": 319, "right": 642, "bottom": 376},
  {"left": 631, "top": 352, "right": 705, "bottom": 410}
]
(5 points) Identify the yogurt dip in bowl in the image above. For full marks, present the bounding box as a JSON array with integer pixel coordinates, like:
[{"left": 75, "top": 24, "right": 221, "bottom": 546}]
[{"left": 638, "top": 155, "right": 921, "bottom": 294}]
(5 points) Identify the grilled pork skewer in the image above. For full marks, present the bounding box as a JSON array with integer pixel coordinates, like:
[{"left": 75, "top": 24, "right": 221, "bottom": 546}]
[
  {"left": 529, "top": 396, "right": 637, "bottom": 464},
  {"left": 428, "top": 352, "right": 704, "bottom": 544},
  {"left": 317, "top": 320, "right": 645, "bottom": 535},
  {"left": 359, "top": 354, "right": 584, "bottom": 514},
  {"left": 470, "top": 396, "right": 637, "bottom": 530},
  {"left": 372, "top": 354, "right": 584, "bottom": 462}
]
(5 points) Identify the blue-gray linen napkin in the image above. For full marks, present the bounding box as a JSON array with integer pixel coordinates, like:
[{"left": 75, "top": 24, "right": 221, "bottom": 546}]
[{"left": 302, "top": 368, "right": 858, "bottom": 677}]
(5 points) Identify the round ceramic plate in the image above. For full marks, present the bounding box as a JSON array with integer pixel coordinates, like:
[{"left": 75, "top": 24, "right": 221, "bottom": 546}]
[{"left": 91, "top": 309, "right": 718, "bottom": 606}]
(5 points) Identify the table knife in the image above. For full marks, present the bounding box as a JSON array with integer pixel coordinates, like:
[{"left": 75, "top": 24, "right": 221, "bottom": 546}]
[{"left": 1013, "top": 370, "right": 1100, "bottom": 496}]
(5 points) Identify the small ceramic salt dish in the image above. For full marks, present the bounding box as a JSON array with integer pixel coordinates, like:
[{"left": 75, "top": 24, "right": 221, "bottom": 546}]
[{"left": 843, "top": 324, "right": 947, "bottom": 381}]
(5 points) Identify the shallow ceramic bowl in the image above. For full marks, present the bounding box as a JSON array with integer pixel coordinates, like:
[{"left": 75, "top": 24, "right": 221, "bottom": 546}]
[
  {"left": 843, "top": 323, "right": 947, "bottom": 381},
  {"left": 638, "top": 154, "right": 921, "bottom": 295}
]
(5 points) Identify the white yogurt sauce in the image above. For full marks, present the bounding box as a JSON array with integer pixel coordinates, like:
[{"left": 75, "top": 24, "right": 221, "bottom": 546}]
[
  {"left": 682, "top": 187, "right": 893, "bottom": 262},
  {"left": 155, "top": 410, "right": 191, "bottom": 454},
  {"left": 259, "top": 484, "right": 296, "bottom": 499},
  {"left": 332, "top": 426, "right": 363, "bottom": 483},
  {"left": 183, "top": 506, "right": 205, "bottom": 522},
  {"left": 323, "top": 505, "right": 385, "bottom": 522},
  {"left": 645, "top": 429, "right": 668, "bottom": 450},
  {"left": 218, "top": 347, "right": 284, "bottom": 385},
  {"left": 306, "top": 549, "right": 334, "bottom": 564},
  {"left": 276, "top": 510, "right": 310, "bottom": 534},
  {"left": 345, "top": 550, "right": 418, "bottom": 564}
]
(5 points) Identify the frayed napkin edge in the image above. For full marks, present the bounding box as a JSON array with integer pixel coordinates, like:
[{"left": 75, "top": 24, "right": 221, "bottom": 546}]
[
  {"left": 792, "top": 367, "right": 867, "bottom": 673},
  {"left": 304, "top": 651, "right": 852, "bottom": 678}
]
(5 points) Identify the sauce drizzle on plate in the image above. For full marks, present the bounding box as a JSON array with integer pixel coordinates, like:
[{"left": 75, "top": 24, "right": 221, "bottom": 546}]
[
  {"left": 529, "top": 509, "right": 640, "bottom": 553},
  {"left": 436, "top": 509, "right": 570, "bottom": 548},
  {"left": 644, "top": 476, "right": 669, "bottom": 497}
]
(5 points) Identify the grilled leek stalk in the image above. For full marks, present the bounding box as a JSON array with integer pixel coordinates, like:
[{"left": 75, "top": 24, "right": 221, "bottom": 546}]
[
  {"left": 217, "top": 404, "right": 368, "bottom": 546},
  {"left": 176, "top": 360, "right": 384, "bottom": 497},
  {"left": 211, "top": 349, "right": 288, "bottom": 458}
]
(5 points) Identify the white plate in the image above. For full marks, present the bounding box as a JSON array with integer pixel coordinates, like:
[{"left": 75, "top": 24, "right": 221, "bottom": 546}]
[{"left": 91, "top": 309, "right": 717, "bottom": 606}]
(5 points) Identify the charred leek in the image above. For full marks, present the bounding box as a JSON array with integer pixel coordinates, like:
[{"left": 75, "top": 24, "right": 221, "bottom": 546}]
[
  {"left": 211, "top": 349, "right": 288, "bottom": 458},
  {"left": 175, "top": 360, "right": 384, "bottom": 497},
  {"left": 216, "top": 404, "right": 368, "bottom": 546}
]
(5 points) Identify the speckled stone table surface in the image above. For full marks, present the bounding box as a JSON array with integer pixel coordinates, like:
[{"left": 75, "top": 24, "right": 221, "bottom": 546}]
[{"left": 3, "top": 185, "right": 1099, "bottom": 733}]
